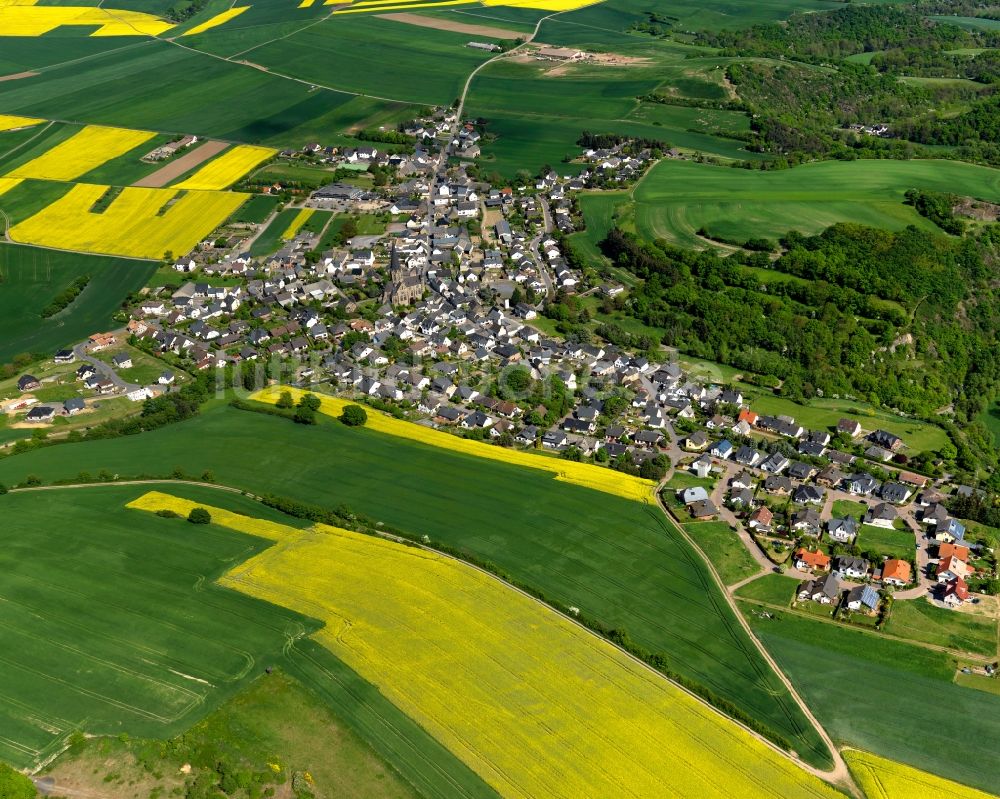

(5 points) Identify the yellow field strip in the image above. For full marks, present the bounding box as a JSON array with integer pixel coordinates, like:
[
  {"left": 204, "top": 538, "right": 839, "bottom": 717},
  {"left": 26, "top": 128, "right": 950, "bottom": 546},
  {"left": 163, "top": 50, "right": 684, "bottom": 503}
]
[
  {"left": 331, "top": 0, "right": 477, "bottom": 10},
  {"left": 182, "top": 6, "right": 250, "bottom": 36},
  {"left": 0, "top": 5, "right": 173, "bottom": 36},
  {"left": 9, "top": 183, "right": 247, "bottom": 260},
  {"left": 250, "top": 386, "right": 657, "bottom": 502},
  {"left": 126, "top": 492, "right": 299, "bottom": 542},
  {"left": 482, "top": 0, "right": 595, "bottom": 8},
  {"left": 173, "top": 144, "right": 275, "bottom": 190},
  {"left": 0, "top": 177, "right": 23, "bottom": 197},
  {"left": 844, "top": 750, "right": 997, "bottom": 799},
  {"left": 5, "top": 124, "right": 155, "bottom": 182},
  {"left": 127, "top": 492, "right": 841, "bottom": 799},
  {"left": 282, "top": 208, "right": 313, "bottom": 238},
  {"left": 0, "top": 114, "right": 43, "bottom": 132}
]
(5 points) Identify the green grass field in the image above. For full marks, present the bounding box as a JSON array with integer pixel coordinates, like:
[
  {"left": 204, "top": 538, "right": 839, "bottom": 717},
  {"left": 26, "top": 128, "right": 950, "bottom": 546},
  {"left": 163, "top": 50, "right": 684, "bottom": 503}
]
[
  {"left": 249, "top": 209, "right": 301, "bottom": 256},
  {"left": 0, "top": 485, "right": 313, "bottom": 768},
  {"left": 683, "top": 520, "right": 761, "bottom": 585},
  {"left": 241, "top": 16, "right": 495, "bottom": 107},
  {"left": 45, "top": 669, "right": 420, "bottom": 799},
  {"left": 736, "top": 574, "right": 799, "bottom": 606},
  {"left": 0, "top": 484, "right": 498, "bottom": 798},
  {"left": 0, "top": 404, "right": 833, "bottom": 767},
  {"left": 229, "top": 194, "right": 279, "bottom": 224},
  {"left": 745, "top": 608, "right": 1000, "bottom": 794},
  {"left": 858, "top": 525, "right": 915, "bottom": 561},
  {"left": 978, "top": 400, "right": 1000, "bottom": 447},
  {"left": 735, "top": 384, "right": 950, "bottom": 452},
  {"left": 885, "top": 599, "right": 998, "bottom": 657},
  {"left": 0, "top": 40, "right": 416, "bottom": 149},
  {"left": 630, "top": 158, "right": 1000, "bottom": 248},
  {"left": 0, "top": 245, "right": 155, "bottom": 363},
  {"left": 832, "top": 500, "right": 868, "bottom": 520}
]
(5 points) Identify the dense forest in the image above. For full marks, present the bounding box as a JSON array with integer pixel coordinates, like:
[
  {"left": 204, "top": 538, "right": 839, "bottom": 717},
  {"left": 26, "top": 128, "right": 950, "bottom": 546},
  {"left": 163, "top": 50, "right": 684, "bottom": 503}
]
[
  {"left": 681, "top": 5, "right": 1000, "bottom": 166},
  {"left": 697, "top": 6, "right": 988, "bottom": 61},
  {"left": 593, "top": 223, "right": 1000, "bottom": 483}
]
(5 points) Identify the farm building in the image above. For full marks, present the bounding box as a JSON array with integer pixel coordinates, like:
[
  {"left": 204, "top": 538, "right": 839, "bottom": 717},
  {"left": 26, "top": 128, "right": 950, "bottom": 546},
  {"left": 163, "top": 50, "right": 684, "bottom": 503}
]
[{"left": 538, "top": 46, "right": 584, "bottom": 60}]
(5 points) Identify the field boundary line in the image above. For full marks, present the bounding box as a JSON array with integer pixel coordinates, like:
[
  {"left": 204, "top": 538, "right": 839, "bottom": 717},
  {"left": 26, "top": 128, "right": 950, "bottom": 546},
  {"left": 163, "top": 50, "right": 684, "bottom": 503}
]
[
  {"left": 18, "top": 479, "right": 848, "bottom": 792},
  {"left": 738, "top": 597, "right": 997, "bottom": 664},
  {"left": 655, "top": 489, "right": 858, "bottom": 794}
]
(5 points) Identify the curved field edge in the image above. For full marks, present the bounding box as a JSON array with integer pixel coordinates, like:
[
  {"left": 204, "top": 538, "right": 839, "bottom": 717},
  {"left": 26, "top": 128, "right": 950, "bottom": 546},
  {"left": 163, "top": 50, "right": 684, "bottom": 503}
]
[
  {"left": 844, "top": 750, "right": 999, "bottom": 799},
  {"left": 249, "top": 385, "right": 658, "bottom": 502},
  {"left": 0, "top": 484, "right": 499, "bottom": 799},
  {"left": 628, "top": 158, "right": 1000, "bottom": 246},
  {"left": 128, "top": 491, "right": 844, "bottom": 799},
  {"left": 0, "top": 402, "right": 831, "bottom": 767}
]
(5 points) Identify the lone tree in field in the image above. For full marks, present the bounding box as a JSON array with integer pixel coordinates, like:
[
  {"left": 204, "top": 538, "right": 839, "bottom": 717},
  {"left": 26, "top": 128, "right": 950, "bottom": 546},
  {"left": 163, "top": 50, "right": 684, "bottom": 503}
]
[
  {"left": 276, "top": 390, "right": 295, "bottom": 409},
  {"left": 293, "top": 393, "right": 320, "bottom": 425},
  {"left": 188, "top": 507, "right": 211, "bottom": 525},
  {"left": 340, "top": 404, "right": 367, "bottom": 427}
]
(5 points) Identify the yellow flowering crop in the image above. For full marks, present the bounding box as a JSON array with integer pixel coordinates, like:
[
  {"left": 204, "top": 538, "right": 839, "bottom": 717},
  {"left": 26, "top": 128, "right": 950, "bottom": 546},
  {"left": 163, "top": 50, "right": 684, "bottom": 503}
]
[
  {"left": 482, "top": 0, "right": 596, "bottom": 10},
  {"left": 182, "top": 6, "right": 249, "bottom": 36},
  {"left": 6, "top": 125, "right": 155, "bottom": 182},
  {"left": 128, "top": 493, "right": 839, "bottom": 799},
  {"left": 0, "top": 114, "right": 43, "bottom": 132},
  {"left": 331, "top": 0, "right": 480, "bottom": 12},
  {"left": 251, "top": 386, "right": 657, "bottom": 502},
  {"left": 282, "top": 209, "right": 313, "bottom": 239},
  {"left": 10, "top": 183, "right": 247, "bottom": 259},
  {"left": 0, "top": 3, "right": 173, "bottom": 36},
  {"left": 0, "top": 177, "right": 22, "bottom": 197},
  {"left": 845, "top": 750, "right": 997, "bottom": 799},
  {"left": 126, "top": 491, "right": 300, "bottom": 542},
  {"left": 173, "top": 144, "right": 276, "bottom": 191}
]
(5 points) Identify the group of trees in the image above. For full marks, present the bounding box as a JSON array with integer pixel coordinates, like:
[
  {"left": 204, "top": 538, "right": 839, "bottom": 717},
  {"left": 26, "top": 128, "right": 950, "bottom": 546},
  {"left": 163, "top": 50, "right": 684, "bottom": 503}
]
[
  {"left": 598, "top": 221, "right": 1000, "bottom": 482},
  {"left": 687, "top": 5, "right": 1000, "bottom": 167}
]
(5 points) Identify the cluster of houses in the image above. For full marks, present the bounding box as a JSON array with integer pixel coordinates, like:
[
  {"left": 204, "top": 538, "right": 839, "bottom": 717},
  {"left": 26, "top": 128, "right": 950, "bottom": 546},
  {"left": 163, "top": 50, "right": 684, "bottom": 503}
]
[{"left": 5, "top": 332, "right": 177, "bottom": 428}]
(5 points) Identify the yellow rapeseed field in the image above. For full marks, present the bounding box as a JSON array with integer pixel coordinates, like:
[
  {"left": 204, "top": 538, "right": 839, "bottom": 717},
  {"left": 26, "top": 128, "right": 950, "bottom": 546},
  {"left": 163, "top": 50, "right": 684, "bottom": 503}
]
[
  {"left": 6, "top": 124, "right": 155, "bottom": 181},
  {"left": 251, "top": 385, "right": 657, "bottom": 502},
  {"left": 9, "top": 183, "right": 247, "bottom": 259},
  {"left": 0, "top": 3, "right": 173, "bottom": 36},
  {"left": 482, "top": 0, "right": 597, "bottom": 10},
  {"left": 173, "top": 144, "right": 276, "bottom": 190},
  {"left": 126, "top": 491, "right": 299, "bottom": 542},
  {"left": 182, "top": 6, "right": 249, "bottom": 35},
  {"left": 128, "top": 492, "right": 841, "bottom": 799},
  {"left": 844, "top": 750, "right": 997, "bottom": 799},
  {"left": 331, "top": 0, "right": 477, "bottom": 11},
  {"left": 0, "top": 177, "right": 23, "bottom": 197},
  {"left": 282, "top": 208, "right": 313, "bottom": 238},
  {"left": 0, "top": 114, "right": 43, "bottom": 132}
]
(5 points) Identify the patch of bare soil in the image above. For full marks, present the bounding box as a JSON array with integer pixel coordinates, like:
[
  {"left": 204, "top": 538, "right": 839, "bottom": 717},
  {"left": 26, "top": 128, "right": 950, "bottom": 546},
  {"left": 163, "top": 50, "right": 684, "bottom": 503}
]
[
  {"left": 0, "top": 71, "right": 38, "bottom": 82},
  {"left": 379, "top": 11, "right": 521, "bottom": 39},
  {"left": 39, "top": 748, "right": 184, "bottom": 799},
  {"left": 955, "top": 196, "right": 1000, "bottom": 222},
  {"left": 132, "top": 140, "right": 230, "bottom": 188}
]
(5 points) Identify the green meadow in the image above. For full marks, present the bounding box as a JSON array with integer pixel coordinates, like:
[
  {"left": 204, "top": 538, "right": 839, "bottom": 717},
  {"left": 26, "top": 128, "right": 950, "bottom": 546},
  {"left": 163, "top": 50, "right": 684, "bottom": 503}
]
[
  {"left": 745, "top": 609, "right": 1000, "bottom": 794},
  {"left": 238, "top": 16, "right": 496, "bottom": 106},
  {"left": 0, "top": 403, "right": 833, "bottom": 767},
  {"left": 0, "top": 484, "right": 496, "bottom": 798},
  {"left": 884, "top": 599, "right": 998, "bottom": 657},
  {"left": 0, "top": 245, "right": 155, "bottom": 362},
  {"left": 0, "top": 40, "right": 414, "bottom": 148},
  {"left": 467, "top": 52, "right": 762, "bottom": 176},
  {"left": 683, "top": 520, "right": 761, "bottom": 585},
  {"left": 629, "top": 158, "right": 1000, "bottom": 247}
]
